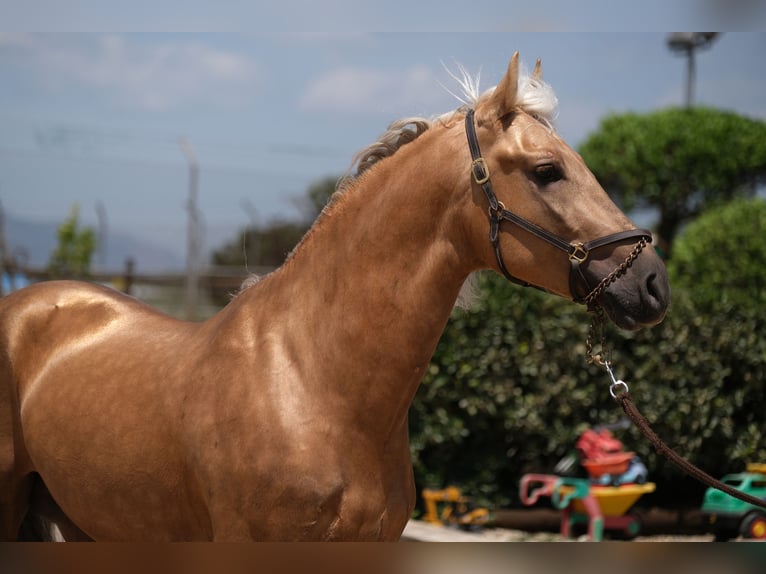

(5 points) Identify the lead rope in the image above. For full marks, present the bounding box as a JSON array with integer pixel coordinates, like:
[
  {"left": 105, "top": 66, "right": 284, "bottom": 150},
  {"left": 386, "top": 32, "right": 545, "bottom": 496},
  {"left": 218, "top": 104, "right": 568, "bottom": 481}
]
[{"left": 587, "top": 313, "right": 766, "bottom": 511}]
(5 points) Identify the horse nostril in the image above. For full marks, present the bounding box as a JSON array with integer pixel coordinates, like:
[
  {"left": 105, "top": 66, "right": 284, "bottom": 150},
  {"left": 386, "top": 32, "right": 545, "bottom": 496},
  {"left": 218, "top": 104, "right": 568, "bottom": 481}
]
[
  {"left": 645, "top": 271, "right": 669, "bottom": 308},
  {"left": 645, "top": 272, "right": 659, "bottom": 301}
]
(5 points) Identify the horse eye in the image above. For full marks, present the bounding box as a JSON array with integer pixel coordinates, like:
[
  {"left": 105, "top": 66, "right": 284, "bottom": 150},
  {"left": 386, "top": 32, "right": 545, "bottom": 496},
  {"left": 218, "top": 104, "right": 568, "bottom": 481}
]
[{"left": 534, "top": 164, "right": 561, "bottom": 184}]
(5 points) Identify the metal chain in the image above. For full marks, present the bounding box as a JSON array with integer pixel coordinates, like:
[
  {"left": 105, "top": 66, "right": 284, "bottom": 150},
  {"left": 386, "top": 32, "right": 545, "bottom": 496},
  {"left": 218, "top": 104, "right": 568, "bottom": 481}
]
[
  {"left": 583, "top": 237, "right": 648, "bottom": 310},
  {"left": 585, "top": 306, "right": 608, "bottom": 366},
  {"left": 584, "top": 237, "right": 648, "bottom": 367}
]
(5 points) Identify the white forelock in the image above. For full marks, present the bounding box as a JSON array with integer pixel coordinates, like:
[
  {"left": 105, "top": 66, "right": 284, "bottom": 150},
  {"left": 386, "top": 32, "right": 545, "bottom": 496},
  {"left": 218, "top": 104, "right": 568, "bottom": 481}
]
[{"left": 442, "top": 60, "right": 559, "bottom": 126}]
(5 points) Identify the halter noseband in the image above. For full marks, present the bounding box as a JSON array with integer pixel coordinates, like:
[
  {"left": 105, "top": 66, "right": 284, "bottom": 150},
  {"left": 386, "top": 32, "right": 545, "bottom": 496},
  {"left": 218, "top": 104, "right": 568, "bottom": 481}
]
[{"left": 465, "top": 109, "right": 652, "bottom": 305}]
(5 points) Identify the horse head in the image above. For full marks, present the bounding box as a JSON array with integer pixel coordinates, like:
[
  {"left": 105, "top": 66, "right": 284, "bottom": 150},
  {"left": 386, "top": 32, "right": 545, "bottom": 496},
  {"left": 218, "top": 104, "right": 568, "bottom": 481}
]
[{"left": 466, "top": 53, "right": 669, "bottom": 330}]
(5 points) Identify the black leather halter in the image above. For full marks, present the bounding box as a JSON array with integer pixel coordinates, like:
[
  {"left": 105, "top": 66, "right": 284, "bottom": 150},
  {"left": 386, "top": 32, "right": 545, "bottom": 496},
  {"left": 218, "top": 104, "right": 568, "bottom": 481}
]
[{"left": 465, "top": 109, "right": 652, "bottom": 304}]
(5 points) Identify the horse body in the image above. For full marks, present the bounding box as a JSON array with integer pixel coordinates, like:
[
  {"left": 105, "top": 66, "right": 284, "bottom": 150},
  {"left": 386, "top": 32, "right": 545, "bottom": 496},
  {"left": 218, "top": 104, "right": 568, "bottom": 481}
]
[
  {"left": 0, "top": 54, "right": 669, "bottom": 540},
  {"left": 0, "top": 125, "right": 467, "bottom": 540}
]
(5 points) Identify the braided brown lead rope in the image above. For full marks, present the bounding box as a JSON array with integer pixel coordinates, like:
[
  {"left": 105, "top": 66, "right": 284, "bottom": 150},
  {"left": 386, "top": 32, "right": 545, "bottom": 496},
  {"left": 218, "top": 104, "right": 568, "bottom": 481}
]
[
  {"left": 616, "top": 390, "right": 766, "bottom": 511},
  {"left": 583, "top": 245, "right": 766, "bottom": 510}
]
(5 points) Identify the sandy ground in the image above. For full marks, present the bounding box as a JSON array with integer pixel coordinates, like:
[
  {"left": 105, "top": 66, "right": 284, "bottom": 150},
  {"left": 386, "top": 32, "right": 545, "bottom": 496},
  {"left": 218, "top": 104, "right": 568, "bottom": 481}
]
[{"left": 401, "top": 519, "right": 716, "bottom": 542}]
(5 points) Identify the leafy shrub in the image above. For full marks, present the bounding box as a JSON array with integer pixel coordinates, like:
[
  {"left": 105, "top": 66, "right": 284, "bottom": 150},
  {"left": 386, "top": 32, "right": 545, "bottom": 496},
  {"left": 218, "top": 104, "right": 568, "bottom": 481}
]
[
  {"left": 47, "top": 205, "right": 96, "bottom": 278},
  {"left": 669, "top": 198, "right": 766, "bottom": 310},
  {"left": 579, "top": 108, "right": 766, "bottom": 253}
]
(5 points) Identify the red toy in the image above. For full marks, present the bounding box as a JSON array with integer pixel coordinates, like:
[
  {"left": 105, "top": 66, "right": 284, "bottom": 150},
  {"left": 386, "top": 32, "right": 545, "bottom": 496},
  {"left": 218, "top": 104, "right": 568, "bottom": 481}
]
[{"left": 575, "top": 428, "right": 635, "bottom": 479}]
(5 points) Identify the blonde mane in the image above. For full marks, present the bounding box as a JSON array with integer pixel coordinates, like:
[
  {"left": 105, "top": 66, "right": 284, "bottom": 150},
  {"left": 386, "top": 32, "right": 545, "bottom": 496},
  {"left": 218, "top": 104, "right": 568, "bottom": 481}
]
[
  {"left": 244, "top": 62, "right": 559, "bottom": 300},
  {"left": 341, "top": 62, "right": 559, "bottom": 188}
]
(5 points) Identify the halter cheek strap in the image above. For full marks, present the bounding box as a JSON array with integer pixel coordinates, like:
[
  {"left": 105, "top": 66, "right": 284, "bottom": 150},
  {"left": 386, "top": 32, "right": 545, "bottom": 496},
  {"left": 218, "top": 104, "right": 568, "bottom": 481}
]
[{"left": 464, "top": 109, "right": 652, "bottom": 304}]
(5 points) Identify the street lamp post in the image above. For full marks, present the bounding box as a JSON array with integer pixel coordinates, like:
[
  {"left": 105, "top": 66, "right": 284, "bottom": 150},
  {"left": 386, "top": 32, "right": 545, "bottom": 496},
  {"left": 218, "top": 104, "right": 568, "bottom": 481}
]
[
  {"left": 179, "top": 137, "right": 201, "bottom": 320},
  {"left": 666, "top": 32, "right": 719, "bottom": 108}
]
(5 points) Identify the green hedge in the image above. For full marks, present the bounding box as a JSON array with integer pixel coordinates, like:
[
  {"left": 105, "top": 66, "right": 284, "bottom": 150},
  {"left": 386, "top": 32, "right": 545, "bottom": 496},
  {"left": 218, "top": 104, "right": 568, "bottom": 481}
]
[{"left": 409, "top": 201, "right": 766, "bottom": 511}]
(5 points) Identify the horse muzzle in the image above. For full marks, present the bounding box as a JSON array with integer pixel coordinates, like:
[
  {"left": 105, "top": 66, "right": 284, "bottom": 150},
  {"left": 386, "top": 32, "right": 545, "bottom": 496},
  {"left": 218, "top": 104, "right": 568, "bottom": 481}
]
[{"left": 585, "top": 250, "right": 670, "bottom": 331}]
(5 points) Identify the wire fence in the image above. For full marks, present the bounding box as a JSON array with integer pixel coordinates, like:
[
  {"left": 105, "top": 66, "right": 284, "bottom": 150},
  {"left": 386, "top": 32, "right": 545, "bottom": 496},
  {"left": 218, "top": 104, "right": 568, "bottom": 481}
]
[{"left": 1, "top": 261, "right": 276, "bottom": 321}]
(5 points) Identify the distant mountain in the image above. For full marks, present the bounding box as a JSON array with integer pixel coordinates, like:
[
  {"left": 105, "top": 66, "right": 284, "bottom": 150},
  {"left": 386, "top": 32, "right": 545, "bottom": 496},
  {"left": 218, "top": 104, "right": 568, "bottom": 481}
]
[{"left": 3, "top": 213, "right": 184, "bottom": 272}]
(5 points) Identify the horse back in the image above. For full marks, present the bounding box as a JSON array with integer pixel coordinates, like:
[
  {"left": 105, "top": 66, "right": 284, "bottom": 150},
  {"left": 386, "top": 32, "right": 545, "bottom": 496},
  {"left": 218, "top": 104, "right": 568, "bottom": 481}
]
[{"left": 0, "top": 280, "right": 193, "bottom": 400}]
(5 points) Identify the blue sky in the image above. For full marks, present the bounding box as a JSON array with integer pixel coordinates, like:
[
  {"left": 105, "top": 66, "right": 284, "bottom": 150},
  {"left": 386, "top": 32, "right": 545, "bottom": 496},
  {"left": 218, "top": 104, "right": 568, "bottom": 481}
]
[{"left": 1, "top": 9, "right": 765, "bottom": 269}]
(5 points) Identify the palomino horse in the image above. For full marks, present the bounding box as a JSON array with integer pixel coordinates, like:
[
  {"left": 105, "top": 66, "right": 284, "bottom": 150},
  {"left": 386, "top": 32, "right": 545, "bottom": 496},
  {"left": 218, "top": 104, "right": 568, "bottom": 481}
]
[{"left": 0, "top": 53, "right": 669, "bottom": 541}]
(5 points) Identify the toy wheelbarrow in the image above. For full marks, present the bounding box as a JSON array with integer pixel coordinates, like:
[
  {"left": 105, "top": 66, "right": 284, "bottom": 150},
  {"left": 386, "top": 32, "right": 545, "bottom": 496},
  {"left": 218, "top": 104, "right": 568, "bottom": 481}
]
[{"left": 520, "top": 473, "right": 655, "bottom": 541}]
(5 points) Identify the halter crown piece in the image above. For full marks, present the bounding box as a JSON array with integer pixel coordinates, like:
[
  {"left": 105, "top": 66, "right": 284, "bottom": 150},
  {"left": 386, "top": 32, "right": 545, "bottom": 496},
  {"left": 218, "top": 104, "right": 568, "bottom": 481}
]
[{"left": 464, "top": 109, "right": 651, "bottom": 306}]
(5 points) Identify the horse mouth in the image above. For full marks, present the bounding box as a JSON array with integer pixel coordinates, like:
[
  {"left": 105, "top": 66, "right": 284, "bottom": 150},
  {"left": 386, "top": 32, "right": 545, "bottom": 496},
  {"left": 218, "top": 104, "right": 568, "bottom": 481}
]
[{"left": 599, "top": 268, "right": 670, "bottom": 331}]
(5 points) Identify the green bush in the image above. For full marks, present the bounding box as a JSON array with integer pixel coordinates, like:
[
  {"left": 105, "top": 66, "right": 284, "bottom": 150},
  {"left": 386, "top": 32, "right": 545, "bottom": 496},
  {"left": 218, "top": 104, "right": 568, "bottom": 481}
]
[
  {"left": 410, "top": 202, "right": 766, "bottom": 510},
  {"left": 669, "top": 198, "right": 766, "bottom": 310},
  {"left": 47, "top": 205, "right": 96, "bottom": 278},
  {"left": 579, "top": 108, "right": 766, "bottom": 253},
  {"left": 409, "top": 275, "right": 618, "bottom": 508}
]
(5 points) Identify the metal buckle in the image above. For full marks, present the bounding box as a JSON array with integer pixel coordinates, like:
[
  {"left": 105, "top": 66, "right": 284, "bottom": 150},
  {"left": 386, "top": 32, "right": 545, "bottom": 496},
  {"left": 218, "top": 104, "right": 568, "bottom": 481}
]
[
  {"left": 471, "top": 158, "right": 490, "bottom": 185},
  {"left": 569, "top": 242, "right": 589, "bottom": 263},
  {"left": 487, "top": 201, "right": 506, "bottom": 219}
]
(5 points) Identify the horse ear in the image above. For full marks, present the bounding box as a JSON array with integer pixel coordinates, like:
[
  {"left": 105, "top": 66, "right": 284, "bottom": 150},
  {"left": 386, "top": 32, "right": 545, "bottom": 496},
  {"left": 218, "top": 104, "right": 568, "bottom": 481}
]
[
  {"left": 485, "top": 52, "right": 520, "bottom": 119},
  {"left": 532, "top": 57, "right": 543, "bottom": 81}
]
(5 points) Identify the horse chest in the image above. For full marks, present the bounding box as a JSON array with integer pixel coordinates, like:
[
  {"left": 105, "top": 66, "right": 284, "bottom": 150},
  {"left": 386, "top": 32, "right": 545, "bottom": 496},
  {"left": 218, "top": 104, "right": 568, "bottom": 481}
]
[
  {"left": 198, "top": 432, "right": 414, "bottom": 540},
  {"left": 271, "top": 472, "right": 412, "bottom": 541}
]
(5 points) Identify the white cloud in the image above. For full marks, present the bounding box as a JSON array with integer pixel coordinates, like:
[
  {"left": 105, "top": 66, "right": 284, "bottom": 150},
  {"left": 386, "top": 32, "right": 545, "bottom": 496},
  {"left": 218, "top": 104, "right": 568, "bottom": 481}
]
[
  {"left": 299, "top": 65, "right": 449, "bottom": 116},
  {"left": 0, "top": 32, "right": 33, "bottom": 47},
  {"left": 4, "top": 34, "right": 260, "bottom": 111}
]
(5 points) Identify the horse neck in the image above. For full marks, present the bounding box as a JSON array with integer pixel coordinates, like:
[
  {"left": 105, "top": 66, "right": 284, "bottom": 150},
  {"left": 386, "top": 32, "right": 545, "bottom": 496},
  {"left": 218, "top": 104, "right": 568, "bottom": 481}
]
[{"left": 245, "top": 127, "right": 472, "bottom": 437}]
